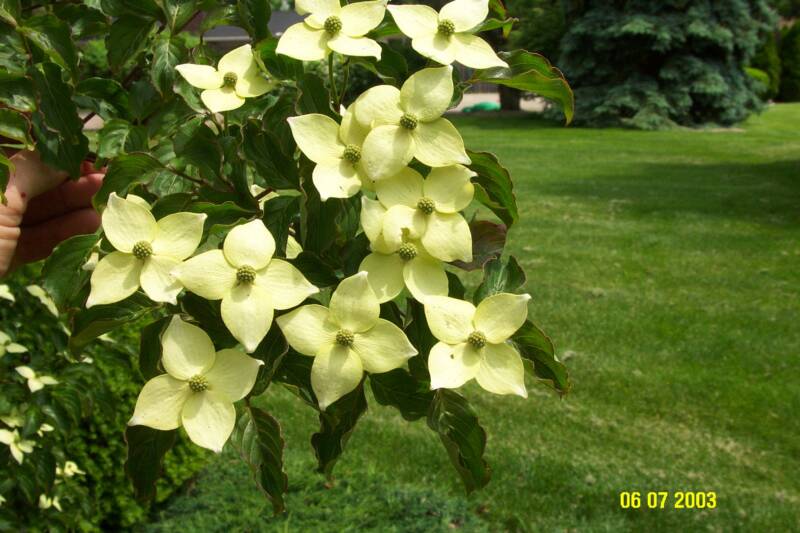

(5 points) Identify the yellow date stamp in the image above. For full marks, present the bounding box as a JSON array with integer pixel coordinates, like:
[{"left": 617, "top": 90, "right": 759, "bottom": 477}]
[{"left": 619, "top": 491, "right": 717, "bottom": 510}]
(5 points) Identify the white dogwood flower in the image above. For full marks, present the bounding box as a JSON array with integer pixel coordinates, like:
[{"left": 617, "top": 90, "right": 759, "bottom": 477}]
[
  {"left": 15, "top": 366, "right": 58, "bottom": 393},
  {"left": 0, "top": 331, "right": 26, "bottom": 357},
  {"left": 0, "top": 429, "right": 35, "bottom": 464}
]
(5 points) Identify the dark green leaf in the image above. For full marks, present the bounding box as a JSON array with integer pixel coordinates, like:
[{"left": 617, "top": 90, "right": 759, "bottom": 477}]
[
  {"left": 97, "top": 119, "right": 148, "bottom": 158},
  {"left": 199, "top": 4, "right": 238, "bottom": 32},
  {"left": 181, "top": 293, "right": 239, "bottom": 348},
  {"left": 52, "top": 3, "right": 108, "bottom": 39},
  {"left": 100, "top": 0, "right": 162, "bottom": 19},
  {"left": 474, "top": 17, "right": 515, "bottom": 38},
  {"left": 312, "top": 382, "right": 368, "bottom": 478},
  {"left": 512, "top": 320, "right": 570, "bottom": 395},
  {"left": 19, "top": 15, "right": 78, "bottom": 78},
  {"left": 474, "top": 50, "right": 574, "bottom": 124},
  {"left": 289, "top": 251, "right": 339, "bottom": 288},
  {"left": 124, "top": 425, "right": 177, "bottom": 502},
  {"left": 159, "top": 0, "right": 198, "bottom": 32},
  {"left": 262, "top": 195, "right": 299, "bottom": 256},
  {"left": 151, "top": 32, "right": 185, "bottom": 95},
  {"left": 238, "top": 0, "right": 271, "bottom": 41},
  {"left": 139, "top": 317, "right": 169, "bottom": 380},
  {"left": 0, "top": 72, "right": 34, "bottom": 112},
  {"left": 0, "top": 153, "right": 11, "bottom": 203},
  {"left": 129, "top": 79, "right": 161, "bottom": 121},
  {"left": 473, "top": 255, "right": 526, "bottom": 303},
  {"left": 404, "top": 299, "right": 435, "bottom": 380},
  {"left": 231, "top": 407, "right": 288, "bottom": 513},
  {"left": 107, "top": 15, "right": 157, "bottom": 71},
  {"left": 447, "top": 271, "right": 466, "bottom": 299},
  {"left": 69, "top": 293, "right": 154, "bottom": 353},
  {"left": 41, "top": 233, "right": 100, "bottom": 310},
  {"left": 351, "top": 44, "right": 408, "bottom": 85},
  {"left": 427, "top": 389, "right": 491, "bottom": 493},
  {"left": 174, "top": 118, "right": 222, "bottom": 180},
  {"left": 0, "top": 108, "right": 31, "bottom": 148},
  {"left": 75, "top": 77, "right": 131, "bottom": 120},
  {"left": 150, "top": 191, "right": 193, "bottom": 218},
  {"left": 296, "top": 73, "right": 334, "bottom": 118},
  {"left": 468, "top": 150, "right": 518, "bottom": 227},
  {"left": 256, "top": 37, "right": 303, "bottom": 81},
  {"left": 250, "top": 324, "right": 289, "bottom": 396},
  {"left": 0, "top": 0, "right": 20, "bottom": 26},
  {"left": 370, "top": 369, "right": 434, "bottom": 421},
  {"left": 94, "top": 153, "right": 164, "bottom": 207},
  {"left": 242, "top": 120, "right": 298, "bottom": 189},
  {"left": 453, "top": 219, "right": 507, "bottom": 271},
  {"left": 273, "top": 351, "right": 317, "bottom": 408}
]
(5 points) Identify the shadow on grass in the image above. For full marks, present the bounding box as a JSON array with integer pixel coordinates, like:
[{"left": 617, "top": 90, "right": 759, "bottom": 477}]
[{"left": 537, "top": 160, "right": 800, "bottom": 226}]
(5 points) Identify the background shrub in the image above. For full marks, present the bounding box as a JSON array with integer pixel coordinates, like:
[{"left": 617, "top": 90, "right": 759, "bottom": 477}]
[
  {"left": 779, "top": 22, "right": 800, "bottom": 101},
  {"left": 751, "top": 32, "right": 782, "bottom": 99}
]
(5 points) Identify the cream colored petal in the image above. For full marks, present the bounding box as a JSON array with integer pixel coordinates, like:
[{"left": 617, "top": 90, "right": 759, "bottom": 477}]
[
  {"left": 386, "top": 4, "right": 439, "bottom": 39},
  {"left": 102, "top": 193, "right": 157, "bottom": 253},
  {"left": 411, "top": 34, "right": 457, "bottom": 67},
  {"left": 423, "top": 295, "right": 474, "bottom": 343},
  {"left": 412, "top": 118, "right": 470, "bottom": 167},
  {"left": 151, "top": 212, "right": 206, "bottom": 260},
  {"left": 311, "top": 343, "right": 363, "bottom": 410},
  {"left": 86, "top": 252, "right": 142, "bottom": 307},
  {"left": 276, "top": 23, "right": 329, "bottom": 61},
  {"left": 140, "top": 255, "right": 182, "bottom": 304},
  {"left": 340, "top": 0, "right": 386, "bottom": 36},
  {"left": 200, "top": 87, "right": 245, "bottom": 113},
  {"left": 286, "top": 235, "right": 303, "bottom": 260},
  {"left": 474, "top": 293, "right": 531, "bottom": 343},
  {"left": 361, "top": 125, "right": 414, "bottom": 181},
  {"left": 162, "top": 316, "right": 216, "bottom": 380},
  {"left": 424, "top": 165, "right": 475, "bottom": 213},
  {"left": 400, "top": 66, "right": 453, "bottom": 122},
  {"left": 329, "top": 272, "right": 380, "bottom": 332},
  {"left": 175, "top": 64, "right": 222, "bottom": 89},
  {"left": 0, "top": 429, "right": 12, "bottom": 445},
  {"left": 297, "top": 0, "right": 341, "bottom": 25},
  {"left": 221, "top": 283, "right": 274, "bottom": 353},
  {"left": 126, "top": 194, "right": 151, "bottom": 209},
  {"left": 276, "top": 304, "right": 338, "bottom": 356},
  {"left": 374, "top": 167, "right": 424, "bottom": 209},
  {"left": 204, "top": 348, "right": 263, "bottom": 402},
  {"left": 353, "top": 319, "right": 417, "bottom": 373},
  {"left": 236, "top": 68, "right": 274, "bottom": 97},
  {"left": 223, "top": 219, "right": 275, "bottom": 270},
  {"left": 360, "top": 196, "right": 386, "bottom": 243},
  {"left": 382, "top": 205, "right": 426, "bottom": 250},
  {"left": 256, "top": 259, "right": 318, "bottom": 310},
  {"left": 353, "top": 85, "right": 403, "bottom": 128},
  {"left": 339, "top": 104, "right": 369, "bottom": 146},
  {"left": 6, "top": 343, "right": 27, "bottom": 354},
  {"left": 327, "top": 34, "right": 382, "bottom": 59},
  {"left": 128, "top": 375, "right": 191, "bottom": 431},
  {"left": 172, "top": 249, "right": 236, "bottom": 300},
  {"left": 217, "top": 44, "right": 255, "bottom": 77},
  {"left": 359, "top": 252, "right": 404, "bottom": 303},
  {"left": 421, "top": 211, "right": 472, "bottom": 263},
  {"left": 451, "top": 33, "right": 508, "bottom": 69},
  {"left": 15, "top": 366, "right": 35, "bottom": 379},
  {"left": 428, "top": 341, "right": 480, "bottom": 390},
  {"left": 287, "top": 114, "right": 344, "bottom": 164},
  {"left": 38, "top": 376, "right": 58, "bottom": 386},
  {"left": 181, "top": 391, "right": 235, "bottom": 453},
  {"left": 439, "top": 0, "right": 488, "bottom": 32},
  {"left": 475, "top": 342, "right": 527, "bottom": 397},
  {"left": 312, "top": 160, "right": 363, "bottom": 200},
  {"left": 403, "top": 256, "right": 448, "bottom": 303}
]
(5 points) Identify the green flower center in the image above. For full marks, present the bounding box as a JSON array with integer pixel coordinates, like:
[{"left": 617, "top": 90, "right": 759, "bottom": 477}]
[
  {"left": 223, "top": 72, "right": 237, "bottom": 88},
  {"left": 416, "top": 197, "right": 435, "bottom": 215},
  {"left": 467, "top": 330, "right": 487, "bottom": 349},
  {"left": 437, "top": 19, "right": 456, "bottom": 37},
  {"left": 236, "top": 265, "right": 257, "bottom": 284},
  {"left": 132, "top": 241, "right": 153, "bottom": 260},
  {"left": 343, "top": 144, "right": 362, "bottom": 164},
  {"left": 324, "top": 16, "right": 342, "bottom": 35},
  {"left": 188, "top": 374, "right": 208, "bottom": 392},
  {"left": 335, "top": 329, "right": 354, "bottom": 346},
  {"left": 398, "top": 242, "right": 418, "bottom": 261},
  {"left": 400, "top": 113, "right": 418, "bottom": 130}
]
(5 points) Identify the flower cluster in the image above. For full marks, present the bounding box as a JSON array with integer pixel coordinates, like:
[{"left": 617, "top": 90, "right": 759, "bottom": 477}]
[{"left": 85, "top": 0, "right": 533, "bottom": 454}]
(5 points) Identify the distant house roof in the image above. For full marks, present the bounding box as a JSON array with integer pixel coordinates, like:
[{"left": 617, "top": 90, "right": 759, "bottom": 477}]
[{"left": 203, "top": 11, "right": 303, "bottom": 45}]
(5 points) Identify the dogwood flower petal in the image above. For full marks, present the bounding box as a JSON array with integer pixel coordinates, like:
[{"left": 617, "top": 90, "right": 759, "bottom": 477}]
[
  {"left": 217, "top": 44, "right": 256, "bottom": 77},
  {"left": 175, "top": 64, "right": 222, "bottom": 89},
  {"left": 288, "top": 114, "right": 344, "bottom": 164},
  {"left": 297, "top": 0, "right": 341, "bottom": 26},
  {"left": 382, "top": 205, "right": 426, "bottom": 250},
  {"left": 353, "top": 319, "right": 417, "bottom": 373},
  {"left": 403, "top": 255, "right": 448, "bottom": 302},
  {"left": 374, "top": 167, "right": 424, "bottom": 209},
  {"left": 181, "top": 391, "right": 235, "bottom": 452},
  {"left": 400, "top": 66, "right": 453, "bottom": 122},
  {"left": 204, "top": 348, "right": 263, "bottom": 402},
  {"left": 14, "top": 365, "right": 34, "bottom": 379},
  {"left": 474, "top": 293, "right": 530, "bottom": 343},
  {"left": 452, "top": 33, "right": 508, "bottom": 69},
  {"left": 221, "top": 284, "right": 274, "bottom": 353},
  {"left": 362, "top": 125, "right": 414, "bottom": 180},
  {"left": 387, "top": 4, "right": 439, "bottom": 39},
  {"left": 359, "top": 252, "right": 404, "bottom": 302},
  {"left": 330, "top": 272, "right": 380, "bottom": 332},
  {"left": 311, "top": 343, "right": 363, "bottom": 409},
  {"left": 360, "top": 197, "right": 386, "bottom": 243},
  {"left": 475, "top": 342, "right": 527, "bottom": 397},
  {"left": 340, "top": 1, "right": 386, "bottom": 36},
  {"left": 411, "top": 34, "right": 457, "bottom": 66},
  {"left": 313, "top": 160, "right": 363, "bottom": 200},
  {"left": 328, "top": 34, "right": 381, "bottom": 59},
  {"left": 102, "top": 193, "right": 157, "bottom": 253},
  {"left": 236, "top": 66, "right": 274, "bottom": 97},
  {"left": 201, "top": 87, "right": 245, "bottom": 112},
  {"left": 151, "top": 212, "right": 206, "bottom": 260},
  {"left": 428, "top": 341, "right": 480, "bottom": 389},
  {"left": 340, "top": 104, "right": 369, "bottom": 145},
  {"left": 438, "top": 0, "right": 488, "bottom": 32},
  {"left": 256, "top": 259, "right": 318, "bottom": 309},
  {"left": 172, "top": 250, "right": 236, "bottom": 300},
  {"left": 421, "top": 211, "right": 472, "bottom": 262},
  {"left": 412, "top": 118, "right": 470, "bottom": 167},
  {"left": 223, "top": 220, "right": 275, "bottom": 270},
  {"left": 140, "top": 255, "right": 182, "bottom": 304},
  {"left": 277, "top": 304, "right": 338, "bottom": 356},
  {"left": 424, "top": 165, "right": 475, "bottom": 213},
  {"left": 276, "top": 23, "right": 329, "bottom": 61},
  {"left": 353, "top": 85, "right": 403, "bottom": 128},
  {"left": 424, "top": 295, "right": 475, "bottom": 343},
  {"left": 87, "top": 252, "right": 142, "bottom": 307},
  {"left": 129, "top": 375, "right": 191, "bottom": 430},
  {"left": 162, "top": 316, "right": 216, "bottom": 380}
]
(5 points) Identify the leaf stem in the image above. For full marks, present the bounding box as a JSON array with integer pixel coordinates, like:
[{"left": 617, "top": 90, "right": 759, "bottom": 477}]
[
  {"left": 328, "top": 54, "right": 338, "bottom": 109},
  {"left": 338, "top": 59, "right": 350, "bottom": 108}
]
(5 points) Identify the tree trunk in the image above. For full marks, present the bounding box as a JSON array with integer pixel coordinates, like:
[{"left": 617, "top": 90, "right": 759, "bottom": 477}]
[{"left": 498, "top": 86, "right": 522, "bottom": 111}]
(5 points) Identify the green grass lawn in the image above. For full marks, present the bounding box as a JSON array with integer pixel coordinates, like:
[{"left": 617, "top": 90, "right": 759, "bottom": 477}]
[{"left": 146, "top": 104, "right": 800, "bottom": 532}]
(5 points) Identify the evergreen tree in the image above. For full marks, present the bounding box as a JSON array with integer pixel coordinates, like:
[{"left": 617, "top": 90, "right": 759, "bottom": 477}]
[{"left": 779, "top": 23, "right": 800, "bottom": 101}]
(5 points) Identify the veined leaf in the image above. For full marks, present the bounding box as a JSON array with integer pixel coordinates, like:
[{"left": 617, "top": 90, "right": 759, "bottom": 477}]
[
  {"left": 97, "top": 119, "right": 148, "bottom": 159},
  {"left": 69, "top": 293, "right": 154, "bottom": 354},
  {"left": 41, "top": 232, "right": 100, "bottom": 310},
  {"left": 468, "top": 150, "right": 518, "bottom": 227},
  {"left": 107, "top": 15, "right": 157, "bottom": 71},
  {"left": 124, "top": 426, "right": 177, "bottom": 502},
  {"left": 0, "top": 108, "right": 32, "bottom": 149},
  {"left": 93, "top": 153, "right": 164, "bottom": 207},
  {"left": 370, "top": 369, "right": 434, "bottom": 421},
  {"left": 473, "top": 255, "right": 526, "bottom": 303},
  {"left": 453, "top": 219, "right": 507, "bottom": 271},
  {"left": 151, "top": 32, "right": 185, "bottom": 95},
  {"left": 311, "top": 382, "right": 368, "bottom": 478},
  {"left": 512, "top": 320, "right": 570, "bottom": 395},
  {"left": 0, "top": 72, "right": 34, "bottom": 112},
  {"left": 238, "top": 0, "right": 271, "bottom": 41},
  {"left": 19, "top": 15, "right": 79, "bottom": 78}
]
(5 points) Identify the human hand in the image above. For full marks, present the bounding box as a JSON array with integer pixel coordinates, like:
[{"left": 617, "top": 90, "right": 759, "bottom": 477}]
[{"left": 0, "top": 151, "right": 104, "bottom": 277}]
